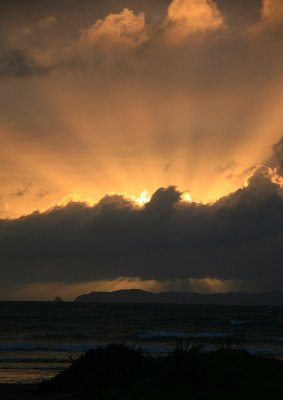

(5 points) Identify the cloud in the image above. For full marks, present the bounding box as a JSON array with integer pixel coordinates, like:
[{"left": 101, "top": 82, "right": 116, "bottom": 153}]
[
  {"left": 0, "top": 149, "right": 282, "bottom": 294},
  {"left": 36, "top": 188, "right": 50, "bottom": 200},
  {"left": 249, "top": 0, "right": 283, "bottom": 35},
  {"left": 0, "top": 1, "right": 227, "bottom": 76},
  {"left": 80, "top": 8, "right": 146, "bottom": 48},
  {"left": 261, "top": 0, "right": 283, "bottom": 25},
  {"left": 78, "top": 0, "right": 225, "bottom": 52},
  {"left": 0, "top": 48, "right": 52, "bottom": 78},
  {"left": 264, "top": 137, "right": 283, "bottom": 179},
  {"left": 0, "top": 0, "right": 280, "bottom": 80},
  {"left": 36, "top": 15, "right": 57, "bottom": 30},
  {"left": 0, "top": 15, "right": 57, "bottom": 77},
  {"left": 0, "top": 277, "right": 242, "bottom": 301},
  {"left": 165, "top": 0, "right": 225, "bottom": 43},
  {"left": 0, "top": 1, "right": 283, "bottom": 299},
  {"left": 68, "top": 7, "right": 148, "bottom": 72},
  {"left": 1, "top": 1, "right": 283, "bottom": 221},
  {"left": 9, "top": 183, "right": 32, "bottom": 198},
  {"left": 73, "top": 0, "right": 225, "bottom": 67},
  {"left": 215, "top": 165, "right": 283, "bottom": 211},
  {"left": 272, "top": 137, "right": 283, "bottom": 176}
]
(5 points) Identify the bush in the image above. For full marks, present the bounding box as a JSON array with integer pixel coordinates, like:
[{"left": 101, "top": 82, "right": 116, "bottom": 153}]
[
  {"left": 38, "top": 344, "right": 149, "bottom": 394},
  {"left": 37, "top": 344, "right": 283, "bottom": 399}
]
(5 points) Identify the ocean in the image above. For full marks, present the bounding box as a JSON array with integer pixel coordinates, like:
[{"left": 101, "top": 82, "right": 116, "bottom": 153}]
[{"left": 0, "top": 302, "right": 283, "bottom": 384}]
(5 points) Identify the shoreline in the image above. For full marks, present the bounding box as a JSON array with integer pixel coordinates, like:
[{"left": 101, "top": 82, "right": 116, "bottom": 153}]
[{"left": 1, "top": 347, "right": 283, "bottom": 400}]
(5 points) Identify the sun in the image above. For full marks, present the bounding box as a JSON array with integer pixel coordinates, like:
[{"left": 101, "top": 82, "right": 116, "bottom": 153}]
[
  {"left": 181, "top": 191, "right": 192, "bottom": 203},
  {"left": 135, "top": 190, "right": 151, "bottom": 206}
]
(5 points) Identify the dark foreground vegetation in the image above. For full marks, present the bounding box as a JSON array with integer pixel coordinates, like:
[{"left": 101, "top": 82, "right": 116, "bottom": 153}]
[{"left": 38, "top": 344, "right": 283, "bottom": 399}]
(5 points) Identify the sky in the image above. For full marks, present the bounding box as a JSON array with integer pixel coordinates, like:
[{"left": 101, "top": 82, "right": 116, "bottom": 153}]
[{"left": 0, "top": 0, "right": 283, "bottom": 300}]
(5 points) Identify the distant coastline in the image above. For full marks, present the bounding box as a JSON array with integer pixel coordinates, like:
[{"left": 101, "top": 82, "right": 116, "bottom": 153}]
[{"left": 74, "top": 288, "right": 283, "bottom": 306}]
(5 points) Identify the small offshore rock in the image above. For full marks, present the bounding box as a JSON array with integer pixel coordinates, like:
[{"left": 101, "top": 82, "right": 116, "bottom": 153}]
[{"left": 53, "top": 296, "right": 63, "bottom": 302}]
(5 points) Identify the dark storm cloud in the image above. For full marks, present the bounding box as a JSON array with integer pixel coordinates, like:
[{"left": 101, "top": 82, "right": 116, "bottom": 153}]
[
  {"left": 0, "top": 160, "right": 282, "bottom": 291},
  {"left": 0, "top": 0, "right": 283, "bottom": 296}
]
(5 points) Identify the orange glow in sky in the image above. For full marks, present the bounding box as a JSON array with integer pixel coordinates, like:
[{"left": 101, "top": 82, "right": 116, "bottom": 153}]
[
  {"left": 0, "top": 0, "right": 282, "bottom": 221},
  {"left": 1, "top": 0, "right": 283, "bottom": 300}
]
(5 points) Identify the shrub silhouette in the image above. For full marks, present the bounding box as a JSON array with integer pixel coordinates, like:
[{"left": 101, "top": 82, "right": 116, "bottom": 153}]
[
  {"left": 38, "top": 344, "right": 283, "bottom": 399},
  {"left": 38, "top": 344, "right": 149, "bottom": 394}
]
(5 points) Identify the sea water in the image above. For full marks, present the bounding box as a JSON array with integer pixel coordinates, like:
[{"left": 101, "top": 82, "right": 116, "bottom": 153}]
[{"left": 0, "top": 302, "right": 283, "bottom": 383}]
